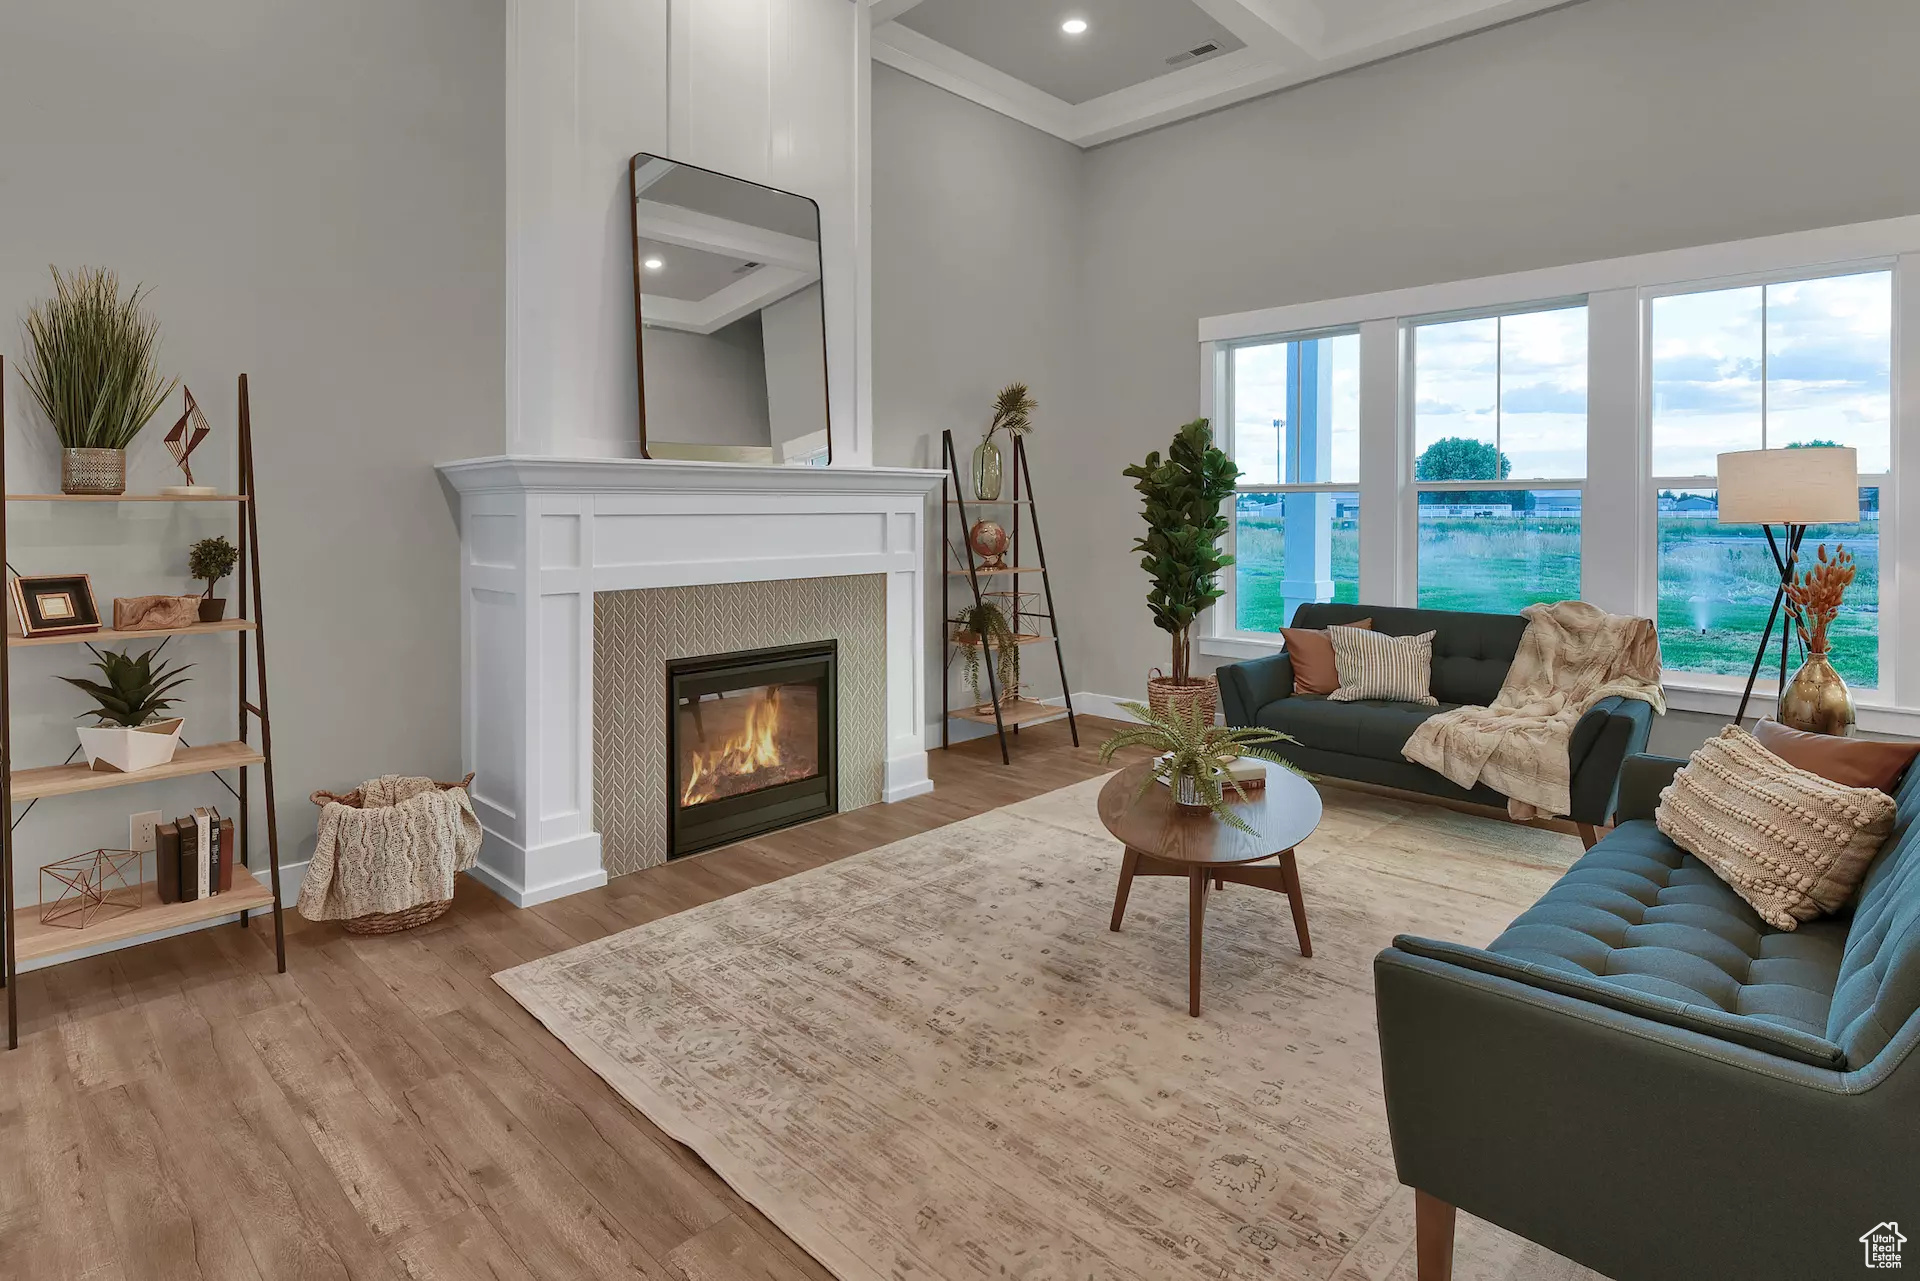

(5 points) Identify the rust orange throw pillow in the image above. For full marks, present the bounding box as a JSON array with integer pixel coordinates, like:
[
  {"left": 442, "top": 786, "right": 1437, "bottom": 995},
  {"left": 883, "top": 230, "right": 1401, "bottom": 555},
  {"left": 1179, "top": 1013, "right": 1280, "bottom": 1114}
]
[
  {"left": 1280, "top": 618, "right": 1373, "bottom": 695},
  {"left": 1752, "top": 718, "right": 1919, "bottom": 794}
]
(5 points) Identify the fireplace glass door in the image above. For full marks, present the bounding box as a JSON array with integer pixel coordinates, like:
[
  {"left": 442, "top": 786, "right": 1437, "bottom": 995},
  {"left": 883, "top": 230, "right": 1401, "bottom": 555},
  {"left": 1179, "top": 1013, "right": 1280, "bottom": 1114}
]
[{"left": 666, "top": 642, "right": 837, "bottom": 858}]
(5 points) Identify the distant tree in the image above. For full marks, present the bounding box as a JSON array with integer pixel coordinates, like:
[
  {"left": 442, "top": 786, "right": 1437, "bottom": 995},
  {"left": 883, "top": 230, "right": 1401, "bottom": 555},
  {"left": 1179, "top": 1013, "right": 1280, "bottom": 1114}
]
[
  {"left": 1786, "top": 439, "right": 1841, "bottom": 449},
  {"left": 1416, "top": 437, "right": 1528, "bottom": 511}
]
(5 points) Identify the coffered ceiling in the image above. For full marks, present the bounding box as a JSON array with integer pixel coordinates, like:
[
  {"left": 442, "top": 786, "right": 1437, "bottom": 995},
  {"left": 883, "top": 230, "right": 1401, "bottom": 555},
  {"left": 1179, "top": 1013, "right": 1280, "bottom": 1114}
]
[{"left": 871, "top": 0, "right": 1581, "bottom": 147}]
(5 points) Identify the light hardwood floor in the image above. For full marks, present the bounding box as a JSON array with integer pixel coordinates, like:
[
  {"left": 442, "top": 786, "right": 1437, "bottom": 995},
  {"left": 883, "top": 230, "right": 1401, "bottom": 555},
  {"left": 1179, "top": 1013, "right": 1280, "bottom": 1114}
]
[{"left": 0, "top": 718, "right": 1156, "bottom": 1281}]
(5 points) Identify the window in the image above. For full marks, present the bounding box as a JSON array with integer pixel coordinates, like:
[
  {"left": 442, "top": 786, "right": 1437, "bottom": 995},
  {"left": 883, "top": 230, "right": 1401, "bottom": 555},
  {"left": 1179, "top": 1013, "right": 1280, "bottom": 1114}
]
[
  {"left": 1412, "top": 305, "right": 1587, "bottom": 611},
  {"left": 1226, "top": 331, "right": 1359, "bottom": 632},
  {"left": 1650, "top": 271, "right": 1891, "bottom": 686}
]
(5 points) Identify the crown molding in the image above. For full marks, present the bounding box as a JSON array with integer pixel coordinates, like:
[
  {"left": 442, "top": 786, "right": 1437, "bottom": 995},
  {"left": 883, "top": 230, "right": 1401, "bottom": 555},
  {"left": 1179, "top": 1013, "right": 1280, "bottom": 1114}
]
[{"left": 871, "top": 0, "right": 1580, "bottom": 148}]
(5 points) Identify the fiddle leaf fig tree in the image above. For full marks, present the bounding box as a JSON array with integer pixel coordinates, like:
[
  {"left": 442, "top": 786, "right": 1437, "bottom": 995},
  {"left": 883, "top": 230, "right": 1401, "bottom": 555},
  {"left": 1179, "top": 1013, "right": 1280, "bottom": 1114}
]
[{"left": 1123, "top": 418, "right": 1240, "bottom": 684}]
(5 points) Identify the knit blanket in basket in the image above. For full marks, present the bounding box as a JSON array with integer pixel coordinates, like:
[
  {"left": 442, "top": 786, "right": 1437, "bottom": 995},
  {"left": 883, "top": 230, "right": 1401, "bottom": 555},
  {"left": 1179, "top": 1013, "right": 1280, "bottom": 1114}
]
[
  {"left": 1402, "top": 600, "right": 1665, "bottom": 821},
  {"left": 298, "top": 775, "right": 483, "bottom": 922}
]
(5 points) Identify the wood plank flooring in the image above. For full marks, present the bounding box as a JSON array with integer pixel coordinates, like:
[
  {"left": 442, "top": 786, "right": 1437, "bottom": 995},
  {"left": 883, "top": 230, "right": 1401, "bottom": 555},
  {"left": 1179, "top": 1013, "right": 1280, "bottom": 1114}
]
[{"left": 0, "top": 719, "right": 1154, "bottom": 1281}]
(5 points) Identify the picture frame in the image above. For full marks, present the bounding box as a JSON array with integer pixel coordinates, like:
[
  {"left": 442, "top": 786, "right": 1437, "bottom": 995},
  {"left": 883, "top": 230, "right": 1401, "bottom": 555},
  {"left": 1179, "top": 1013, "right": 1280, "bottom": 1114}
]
[{"left": 10, "top": 573, "right": 101, "bottom": 638}]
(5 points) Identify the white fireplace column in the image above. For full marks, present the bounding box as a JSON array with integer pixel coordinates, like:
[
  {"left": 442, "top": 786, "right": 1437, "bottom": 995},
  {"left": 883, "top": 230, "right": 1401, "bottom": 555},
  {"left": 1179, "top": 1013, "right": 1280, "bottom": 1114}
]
[{"left": 436, "top": 455, "right": 946, "bottom": 906}]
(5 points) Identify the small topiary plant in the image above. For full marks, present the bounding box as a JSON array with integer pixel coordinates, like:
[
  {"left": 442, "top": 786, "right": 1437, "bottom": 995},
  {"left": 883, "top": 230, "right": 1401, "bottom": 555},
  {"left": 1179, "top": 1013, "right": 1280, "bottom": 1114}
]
[{"left": 188, "top": 535, "right": 239, "bottom": 599}]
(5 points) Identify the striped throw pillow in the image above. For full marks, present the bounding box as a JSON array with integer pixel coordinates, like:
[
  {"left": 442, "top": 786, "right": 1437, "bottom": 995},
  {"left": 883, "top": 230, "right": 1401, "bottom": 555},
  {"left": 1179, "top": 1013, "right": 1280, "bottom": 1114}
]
[{"left": 1327, "top": 626, "right": 1438, "bottom": 705}]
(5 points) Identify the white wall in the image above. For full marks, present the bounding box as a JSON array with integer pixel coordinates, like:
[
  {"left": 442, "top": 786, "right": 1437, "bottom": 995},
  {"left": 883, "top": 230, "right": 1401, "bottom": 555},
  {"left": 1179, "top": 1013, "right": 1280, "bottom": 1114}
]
[
  {"left": 764, "top": 284, "right": 831, "bottom": 457},
  {"left": 507, "top": 0, "right": 870, "bottom": 462},
  {"left": 0, "top": 1, "right": 503, "bottom": 915},
  {"left": 869, "top": 66, "right": 1085, "bottom": 732}
]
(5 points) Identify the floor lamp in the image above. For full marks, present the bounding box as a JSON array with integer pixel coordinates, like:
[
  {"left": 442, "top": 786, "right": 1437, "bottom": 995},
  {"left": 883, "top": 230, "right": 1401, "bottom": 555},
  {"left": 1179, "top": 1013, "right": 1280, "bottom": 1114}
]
[{"left": 1716, "top": 446, "right": 1860, "bottom": 726}]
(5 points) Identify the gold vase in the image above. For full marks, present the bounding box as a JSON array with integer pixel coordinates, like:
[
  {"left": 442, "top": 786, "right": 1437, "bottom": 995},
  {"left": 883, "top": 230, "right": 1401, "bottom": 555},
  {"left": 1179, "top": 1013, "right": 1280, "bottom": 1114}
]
[{"left": 1778, "top": 649, "right": 1856, "bottom": 737}]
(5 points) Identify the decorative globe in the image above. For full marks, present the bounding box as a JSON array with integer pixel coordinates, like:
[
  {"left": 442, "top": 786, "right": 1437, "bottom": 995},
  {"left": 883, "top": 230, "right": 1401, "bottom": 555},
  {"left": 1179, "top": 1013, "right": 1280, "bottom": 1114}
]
[{"left": 967, "top": 519, "right": 1009, "bottom": 569}]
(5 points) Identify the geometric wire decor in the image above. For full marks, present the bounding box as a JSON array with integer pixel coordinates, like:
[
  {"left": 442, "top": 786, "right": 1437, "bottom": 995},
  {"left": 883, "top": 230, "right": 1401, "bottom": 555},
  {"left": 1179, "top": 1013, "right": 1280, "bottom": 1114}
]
[{"left": 39, "top": 848, "right": 143, "bottom": 930}]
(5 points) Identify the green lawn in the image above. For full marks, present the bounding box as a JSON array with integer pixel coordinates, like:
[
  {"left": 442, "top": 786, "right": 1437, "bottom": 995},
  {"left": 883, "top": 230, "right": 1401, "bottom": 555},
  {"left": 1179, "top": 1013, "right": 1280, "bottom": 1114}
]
[{"left": 1234, "top": 510, "right": 1880, "bottom": 689}]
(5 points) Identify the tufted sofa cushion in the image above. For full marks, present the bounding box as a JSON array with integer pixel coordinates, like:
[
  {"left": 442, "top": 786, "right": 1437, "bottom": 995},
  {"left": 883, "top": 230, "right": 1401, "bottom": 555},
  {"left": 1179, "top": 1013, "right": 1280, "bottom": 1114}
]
[
  {"left": 1826, "top": 761, "right": 1920, "bottom": 1065},
  {"left": 1396, "top": 818, "right": 1854, "bottom": 1068},
  {"left": 1289, "top": 602, "right": 1525, "bottom": 707}
]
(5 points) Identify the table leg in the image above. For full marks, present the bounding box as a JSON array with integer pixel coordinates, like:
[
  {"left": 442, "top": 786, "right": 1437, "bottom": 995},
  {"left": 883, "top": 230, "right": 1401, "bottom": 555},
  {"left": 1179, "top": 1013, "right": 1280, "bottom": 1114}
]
[
  {"left": 1109, "top": 847, "right": 1141, "bottom": 932},
  {"left": 1280, "top": 848, "right": 1313, "bottom": 958},
  {"left": 1189, "top": 867, "right": 1209, "bottom": 1017}
]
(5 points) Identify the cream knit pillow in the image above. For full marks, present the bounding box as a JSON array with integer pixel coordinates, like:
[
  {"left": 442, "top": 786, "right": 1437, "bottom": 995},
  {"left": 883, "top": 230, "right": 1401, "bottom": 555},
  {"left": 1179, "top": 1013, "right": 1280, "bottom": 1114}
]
[
  {"left": 1656, "top": 724, "right": 1895, "bottom": 931},
  {"left": 1327, "top": 626, "right": 1438, "bottom": 706}
]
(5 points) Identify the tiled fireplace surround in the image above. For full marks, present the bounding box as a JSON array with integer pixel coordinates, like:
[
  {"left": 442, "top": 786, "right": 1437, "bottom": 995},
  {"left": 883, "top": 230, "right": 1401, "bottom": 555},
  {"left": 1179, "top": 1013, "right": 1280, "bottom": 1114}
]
[{"left": 437, "top": 456, "right": 945, "bottom": 905}]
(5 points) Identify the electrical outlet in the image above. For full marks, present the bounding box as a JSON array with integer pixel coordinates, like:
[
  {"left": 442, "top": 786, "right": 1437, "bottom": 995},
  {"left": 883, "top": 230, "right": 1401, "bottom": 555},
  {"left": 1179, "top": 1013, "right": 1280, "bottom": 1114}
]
[{"left": 130, "top": 809, "right": 163, "bottom": 855}]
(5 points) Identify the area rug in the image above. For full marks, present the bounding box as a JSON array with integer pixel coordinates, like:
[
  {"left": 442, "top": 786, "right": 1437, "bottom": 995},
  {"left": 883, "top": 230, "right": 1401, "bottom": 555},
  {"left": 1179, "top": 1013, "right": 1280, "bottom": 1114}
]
[{"left": 496, "top": 776, "right": 1608, "bottom": 1281}]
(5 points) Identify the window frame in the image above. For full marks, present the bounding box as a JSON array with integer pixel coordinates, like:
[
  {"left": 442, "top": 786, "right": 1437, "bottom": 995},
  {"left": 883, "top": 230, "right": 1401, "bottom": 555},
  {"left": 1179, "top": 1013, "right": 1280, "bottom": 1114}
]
[
  {"left": 1640, "top": 265, "right": 1896, "bottom": 693},
  {"left": 1216, "top": 327, "right": 1362, "bottom": 642},
  {"left": 1194, "top": 213, "right": 1920, "bottom": 729}
]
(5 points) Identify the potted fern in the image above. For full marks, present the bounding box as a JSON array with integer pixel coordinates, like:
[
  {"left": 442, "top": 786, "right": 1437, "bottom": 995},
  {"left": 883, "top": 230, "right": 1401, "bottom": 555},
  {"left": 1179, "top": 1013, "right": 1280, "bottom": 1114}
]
[
  {"left": 1099, "top": 700, "right": 1300, "bottom": 831},
  {"left": 1123, "top": 417, "right": 1240, "bottom": 724},
  {"left": 19, "top": 267, "right": 177, "bottom": 495},
  {"left": 60, "top": 648, "right": 192, "bottom": 773},
  {"left": 189, "top": 535, "right": 239, "bottom": 621},
  {"left": 953, "top": 599, "right": 1021, "bottom": 709}
]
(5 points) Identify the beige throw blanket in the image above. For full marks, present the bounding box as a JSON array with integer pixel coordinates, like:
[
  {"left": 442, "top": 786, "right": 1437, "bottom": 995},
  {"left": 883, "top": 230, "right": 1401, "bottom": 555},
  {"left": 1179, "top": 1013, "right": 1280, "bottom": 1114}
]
[
  {"left": 1403, "top": 601, "right": 1665, "bottom": 820},
  {"left": 298, "top": 775, "right": 482, "bottom": 921}
]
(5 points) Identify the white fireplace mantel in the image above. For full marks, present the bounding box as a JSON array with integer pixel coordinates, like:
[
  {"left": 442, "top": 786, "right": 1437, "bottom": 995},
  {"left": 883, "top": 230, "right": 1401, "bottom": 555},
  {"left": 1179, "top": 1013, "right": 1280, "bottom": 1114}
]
[{"left": 436, "top": 454, "right": 946, "bottom": 906}]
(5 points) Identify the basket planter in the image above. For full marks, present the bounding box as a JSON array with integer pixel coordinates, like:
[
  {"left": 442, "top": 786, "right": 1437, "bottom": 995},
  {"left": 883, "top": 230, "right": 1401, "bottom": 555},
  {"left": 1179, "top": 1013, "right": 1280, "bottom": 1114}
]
[
  {"left": 1147, "top": 672, "right": 1217, "bottom": 727},
  {"left": 61, "top": 447, "right": 127, "bottom": 496},
  {"left": 77, "top": 717, "right": 184, "bottom": 773}
]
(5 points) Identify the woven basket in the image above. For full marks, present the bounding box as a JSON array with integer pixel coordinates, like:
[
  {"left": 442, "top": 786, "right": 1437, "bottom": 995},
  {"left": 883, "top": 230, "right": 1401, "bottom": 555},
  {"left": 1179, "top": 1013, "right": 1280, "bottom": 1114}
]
[
  {"left": 309, "top": 773, "right": 474, "bottom": 934},
  {"left": 1147, "top": 670, "right": 1217, "bottom": 727}
]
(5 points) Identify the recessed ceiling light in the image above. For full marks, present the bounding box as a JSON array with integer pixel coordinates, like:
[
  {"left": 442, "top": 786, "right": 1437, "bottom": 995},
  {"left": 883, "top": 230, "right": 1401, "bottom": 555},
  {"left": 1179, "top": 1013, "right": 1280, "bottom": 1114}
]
[
  {"left": 1061, "top": 17, "right": 1088, "bottom": 35},
  {"left": 643, "top": 257, "right": 663, "bottom": 270}
]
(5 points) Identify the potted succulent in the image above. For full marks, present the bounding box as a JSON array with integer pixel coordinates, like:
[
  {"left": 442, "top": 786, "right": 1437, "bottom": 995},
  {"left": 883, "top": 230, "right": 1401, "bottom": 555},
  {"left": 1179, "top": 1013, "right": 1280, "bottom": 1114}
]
[
  {"left": 953, "top": 599, "right": 1021, "bottom": 710},
  {"left": 19, "top": 267, "right": 177, "bottom": 495},
  {"left": 60, "top": 647, "right": 192, "bottom": 773},
  {"left": 1123, "top": 417, "right": 1241, "bottom": 725},
  {"left": 1099, "top": 699, "right": 1299, "bottom": 831},
  {"left": 189, "top": 535, "right": 239, "bottom": 621},
  {"left": 973, "top": 382, "right": 1035, "bottom": 502}
]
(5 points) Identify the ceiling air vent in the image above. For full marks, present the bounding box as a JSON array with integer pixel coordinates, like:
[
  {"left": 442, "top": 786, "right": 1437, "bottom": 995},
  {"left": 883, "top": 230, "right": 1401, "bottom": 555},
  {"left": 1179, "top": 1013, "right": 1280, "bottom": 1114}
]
[
  {"left": 1164, "top": 41, "right": 1221, "bottom": 68},
  {"left": 733, "top": 261, "right": 763, "bottom": 274}
]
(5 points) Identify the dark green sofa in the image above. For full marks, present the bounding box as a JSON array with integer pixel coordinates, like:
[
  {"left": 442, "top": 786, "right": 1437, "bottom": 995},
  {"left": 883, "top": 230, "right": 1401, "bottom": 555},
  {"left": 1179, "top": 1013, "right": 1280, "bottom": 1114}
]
[
  {"left": 1216, "top": 603, "right": 1654, "bottom": 831},
  {"left": 1376, "top": 752, "right": 1920, "bottom": 1280}
]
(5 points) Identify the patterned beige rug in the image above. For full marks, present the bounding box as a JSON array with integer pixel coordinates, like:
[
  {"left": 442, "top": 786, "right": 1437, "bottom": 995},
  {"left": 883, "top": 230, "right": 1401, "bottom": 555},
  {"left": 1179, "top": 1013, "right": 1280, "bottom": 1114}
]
[{"left": 497, "top": 776, "right": 1609, "bottom": 1281}]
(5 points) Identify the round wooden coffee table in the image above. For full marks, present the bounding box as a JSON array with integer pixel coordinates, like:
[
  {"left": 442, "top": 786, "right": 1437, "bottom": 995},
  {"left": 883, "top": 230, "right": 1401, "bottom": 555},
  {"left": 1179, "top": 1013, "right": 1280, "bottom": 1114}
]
[{"left": 1098, "top": 762, "right": 1321, "bottom": 1016}]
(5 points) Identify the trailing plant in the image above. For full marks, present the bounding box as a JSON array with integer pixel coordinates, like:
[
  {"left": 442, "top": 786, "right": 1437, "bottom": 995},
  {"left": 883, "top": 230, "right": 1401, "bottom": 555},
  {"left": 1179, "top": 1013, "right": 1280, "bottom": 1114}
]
[
  {"left": 19, "top": 266, "right": 177, "bottom": 450},
  {"left": 985, "top": 382, "right": 1036, "bottom": 442},
  {"left": 189, "top": 535, "right": 239, "bottom": 597},
  {"left": 1786, "top": 543, "right": 1857, "bottom": 654},
  {"left": 59, "top": 647, "right": 192, "bottom": 728},
  {"left": 1123, "top": 418, "right": 1240, "bottom": 684},
  {"left": 954, "top": 599, "right": 1020, "bottom": 704},
  {"left": 1098, "top": 699, "right": 1301, "bottom": 835}
]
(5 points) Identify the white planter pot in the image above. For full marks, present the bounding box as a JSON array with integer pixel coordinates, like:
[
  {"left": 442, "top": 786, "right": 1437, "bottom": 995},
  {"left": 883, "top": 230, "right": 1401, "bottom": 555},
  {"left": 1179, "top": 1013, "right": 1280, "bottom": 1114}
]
[{"left": 77, "top": 718, "right": 185, "bottom": 773}]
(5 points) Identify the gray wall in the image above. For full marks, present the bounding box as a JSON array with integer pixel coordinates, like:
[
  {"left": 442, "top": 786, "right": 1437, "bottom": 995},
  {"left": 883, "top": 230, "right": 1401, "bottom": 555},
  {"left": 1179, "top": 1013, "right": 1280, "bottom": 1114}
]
[
  {"left": 869, "top": 65, "right": 1084, "bottom": 732},
  {"left": 643, "top": 317, "right": 773, "bottom": 448},
  {"left": 1057, "top": 0, "right": 1920, "bottom": 753},
  {"left": 0, "top": 0, "right": 503, "bottom": 908}
]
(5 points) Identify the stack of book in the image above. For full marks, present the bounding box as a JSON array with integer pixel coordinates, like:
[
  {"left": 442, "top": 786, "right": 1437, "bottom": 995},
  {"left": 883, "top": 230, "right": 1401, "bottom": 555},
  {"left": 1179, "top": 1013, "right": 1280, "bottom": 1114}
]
[{"left": 155, "top": 807, "right": 237, "bottom": 904}]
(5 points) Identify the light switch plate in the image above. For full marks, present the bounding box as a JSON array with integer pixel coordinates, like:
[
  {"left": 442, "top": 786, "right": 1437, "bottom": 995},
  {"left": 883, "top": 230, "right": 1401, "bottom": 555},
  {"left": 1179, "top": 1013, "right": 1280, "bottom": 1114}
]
[{"left": 130, "top": 809, "right": 163, "bottom": 855}]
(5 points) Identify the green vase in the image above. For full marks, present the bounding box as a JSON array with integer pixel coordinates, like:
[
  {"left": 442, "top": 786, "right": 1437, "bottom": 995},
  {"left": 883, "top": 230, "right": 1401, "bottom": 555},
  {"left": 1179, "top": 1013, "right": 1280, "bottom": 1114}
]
[{"left": 972, "top": 438, "right": 1004, "bottom": 502}]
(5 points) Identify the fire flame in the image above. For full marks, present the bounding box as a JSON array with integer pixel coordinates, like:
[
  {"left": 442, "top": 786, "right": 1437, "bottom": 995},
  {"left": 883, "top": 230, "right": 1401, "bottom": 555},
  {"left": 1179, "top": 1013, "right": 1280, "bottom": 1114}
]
[{"left": 680, "top": 688, "right": 792, "bottom": 807}]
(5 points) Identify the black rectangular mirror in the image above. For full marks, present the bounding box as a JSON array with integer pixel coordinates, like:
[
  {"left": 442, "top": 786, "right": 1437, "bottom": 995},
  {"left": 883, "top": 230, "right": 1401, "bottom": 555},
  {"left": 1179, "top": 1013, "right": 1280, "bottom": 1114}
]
[{"left": 630, "top": 153, "right": 831, "bottom": 465}]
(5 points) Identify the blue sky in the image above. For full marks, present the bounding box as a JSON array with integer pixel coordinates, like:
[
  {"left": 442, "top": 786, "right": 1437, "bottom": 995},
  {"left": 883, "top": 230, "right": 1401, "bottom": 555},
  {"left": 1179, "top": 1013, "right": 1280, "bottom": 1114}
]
[{"left": 1412, "top": 305, "right": 1588, "bottom": 480}]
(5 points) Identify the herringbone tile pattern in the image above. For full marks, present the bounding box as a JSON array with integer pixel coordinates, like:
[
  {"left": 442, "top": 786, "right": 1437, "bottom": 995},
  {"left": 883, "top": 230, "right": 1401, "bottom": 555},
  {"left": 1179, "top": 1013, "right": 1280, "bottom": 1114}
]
[{"left": 594, "top": 576, "right": 888, "bottom": 875}]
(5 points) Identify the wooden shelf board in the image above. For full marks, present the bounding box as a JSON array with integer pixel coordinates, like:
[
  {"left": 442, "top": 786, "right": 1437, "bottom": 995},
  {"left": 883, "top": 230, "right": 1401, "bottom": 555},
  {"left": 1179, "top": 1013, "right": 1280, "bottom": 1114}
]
[
  {"left": 7, "top": 493, "right": 247, "bottom": 503},
  {"left": 948, "top": 697, "right": 1068, "bottom": 727},
  {"left": 13, "top": 873, "right": 273, "bottom": 964},
  {"left": 11, "top": 741, "right": 264, "bottom": 800},
  {"left": 944, "top": 499, "right": 1033, "bottom": 506},
  {"left": 946, "top": 567, "right": 1046, "bottom": 577},
  {"left": 8, "top": 619, "right": 255, "bottom": 649},
  {"left": 949, "top": 632, "right": 1051, "bottom": 648}
]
